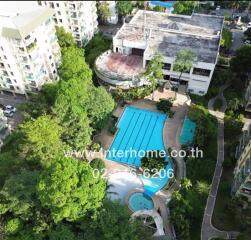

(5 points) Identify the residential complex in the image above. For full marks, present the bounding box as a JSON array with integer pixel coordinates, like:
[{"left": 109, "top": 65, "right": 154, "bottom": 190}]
[
  {"left": 95, "top": 10, "right": 224, "bottom": 95},
  {"left": 233, "top": 124, "right": 251, "bottom": 201},
  {"left": 39, "top": 1, "right": 98, "bottom": 46},
  {"left": 0, "top": 1, "right": 60, "bottom": 95}
]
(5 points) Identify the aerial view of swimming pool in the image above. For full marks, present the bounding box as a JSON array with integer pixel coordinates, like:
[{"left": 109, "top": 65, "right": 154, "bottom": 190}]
[
  {"left": 107, "top": 106, "right": 167, "bottom": 167},
  {"left": 179, "top": 117, "right": 196, "bottom": 145},
  {"left": 107, "top": 106, "right": 173, "bottom": 195},
  {"left": 128, "top": 192, "right": 154, "bottom": 211}
]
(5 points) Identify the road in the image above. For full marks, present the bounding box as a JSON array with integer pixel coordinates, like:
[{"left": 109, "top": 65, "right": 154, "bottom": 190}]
[
  {"left": 0, "top": 93, "right": 27, "bottom": 129},
  {"left": 231, "top": 29, "right": 244, "bottom": 51}
]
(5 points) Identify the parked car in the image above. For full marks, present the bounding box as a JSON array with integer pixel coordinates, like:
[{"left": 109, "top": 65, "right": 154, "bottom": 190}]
[
  {"left": 216, "top": 6, "right": 220, "bottom": 11},
  {"left": 3, "top": 109, "right": 14, "bottom": 117},
  {"left": 5, "top": 105, "right": 16, "bottom": 112},
  {"left": 244, "top": 40, "right": 251, "bottom": 44},
  {"left": 247, "top": 22, "right": 251, "bottom": 28},
  {"left": 0, "top": 104, "right": 5, "bottom": 109}
]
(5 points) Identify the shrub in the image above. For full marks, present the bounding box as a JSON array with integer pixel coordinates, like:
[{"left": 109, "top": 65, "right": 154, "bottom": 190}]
[
  {"left": 108, "top": 116, "right": 118, "bottom": 135},
  {"left": 91, "top": 142, "right": 101, "bottom": 151},
  {"left": 156, "top": 99, "right": 173, "bottom": 113},
  {"left": 112, "top": 85, "right": 153, "bottom": 101},
  {"left": 141, "top": 150, "right": 167, "bottom": 175},
  {"left": 90, "top": 158, "right": 106, "bottom": 171}
]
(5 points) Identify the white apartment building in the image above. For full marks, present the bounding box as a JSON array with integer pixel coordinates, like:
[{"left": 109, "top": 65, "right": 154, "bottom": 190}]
[
  {"left": 95, "top": 10, "right": 224, "bottom": 95},
  {"left": 0, "top": 1, "right": 60, "bottom": 95},
  {"left": 233, "top": 124, "right": 251, "bottom": 201},
  {"left": 39, "top": 1, "right": 98, "bottom": 46}
]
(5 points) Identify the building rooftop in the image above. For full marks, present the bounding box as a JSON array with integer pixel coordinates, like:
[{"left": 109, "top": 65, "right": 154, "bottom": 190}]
[
  {"left": 0, "top": 1, "right": 54, "bottom": 39},
  {"left": 115, "top": 10, "right": 224, "bottom": 63}
]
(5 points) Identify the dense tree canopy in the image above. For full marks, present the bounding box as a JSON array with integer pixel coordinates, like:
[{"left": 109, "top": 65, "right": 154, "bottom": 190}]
[
  {"left": 230, "top": 45, "right": 251, "bottom": 76},
  {"left": 56, "top": 26, "right": 76, "bottom": 49},
  {"left": 84, "top": 33, "right": 111, "bottom": 67},
  {"left": 54, "top": 78, "right": 92, "bottom": 150},
  {"left": 86, "top": 86, "right": 115, "bottom": 130},
  {"left": 20, "top": 115, "right": 65, "bottom": 167},
  {"left": 116, "top": 1, "right": 134, "bottom": 17},
  {"left": 83, "top": 200, "right": 152, "bottom": 240},
  {"left": 173, "top": 1, "right": 199, "bottom": 15},
  {"left": 37, "top": 155, "right": 106, "bottom": 223},
  {"left": 97, "top": 2, "right": 111, "bottom": 23}
]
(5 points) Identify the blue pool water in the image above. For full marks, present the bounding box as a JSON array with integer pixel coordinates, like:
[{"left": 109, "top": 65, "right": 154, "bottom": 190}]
[
  {"left": 107, "top": 106, "right": 167, "bottom": 167},
  {"left": 107, "top": 106, "right": 173, "bottom": 195},
  {"left": 149, "top": 1, "right": 174, "bottom": 9},
  {"left": 179, "top": 117, "right": 196, "bottom": 145},
  {"left": 128, "top": 192, "right": 154, "bottom": 211}
]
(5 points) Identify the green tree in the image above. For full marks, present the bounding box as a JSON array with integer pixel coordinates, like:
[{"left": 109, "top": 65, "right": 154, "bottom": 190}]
[
  {"left": 156, "top": 99, "right": 173, "bottom": 113},
  {"left": 83, "top": 200, "right": 152, "bottom": 240},
  {"left": 173, "top": 1, "right": 199, "bottom": 15},
  {"left": 56, "top": 26, "right": 76, "bottom": 49},
  {"left": 20, "top": 115, "right": 65, "bottom": 167},
  {"left": 173, "top": 49, "right": 196, "bottom": 82},
  {"left": 4, "top": 218, "right": 23, "bottom": 236},
  {"left": 86, "top": 86, "right": 115, "bottom": 130},
  {"left": 58, "top": 46, "right": 92, "bottom": 83},
  {"left": 116, "top": 1, "right": 134, "bottom": 17},
  {"left": 48, "top": 224, "right": 79, "bottom": 240},
  {"left": 97, "top": 2, "right": 111, "bottom": 23},
  {"left": 220, "top": 28, "right": 233, "bottom": 50},
  {"left": 85, "top": 33, "right": 111, "bottom": 67},
  {"left": 0, "top": 170, "right": 39, "bottom": 220},
  {"left": 144, "top": 54, "right": 164, "bottom": 99},
  {"left": 54, "top": 78, "right": 92, "bottom": 150},
  {"left": 230, "top": 45, "right": 251, "bottom": 77},
  {"left": 37, "top": 155, "right": 106, "bottom": 223}
]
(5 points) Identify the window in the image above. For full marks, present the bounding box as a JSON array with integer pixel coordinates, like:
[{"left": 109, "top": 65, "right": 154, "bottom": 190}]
[
  {"left": 56, "top": 3, "right": 59, "bottom": 7},
  {"left": 163, "top": 63, "right": 171, "bottom": 71},
  {"left": 24, "top": 35, "right": 30, "bottom": 40},
  {"left": 53, "top": 70, "right": 56, "bottom": 74},
  {"left": 192, "top": 67, "right": 211, "bottom": 77},
  {"left": 10, "top": 72, "right": 14, "bottom": 76},
  {"left": 6, "top": 78, "right": 11, "bottom": 83},
  {"left": 57, "top": 11, "right": 61, "bottom": 15},
  {"left": 59, "top": 19, "right": 63, "bottom": 23}
]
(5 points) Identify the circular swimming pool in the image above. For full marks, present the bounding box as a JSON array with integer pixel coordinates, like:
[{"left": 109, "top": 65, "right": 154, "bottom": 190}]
[{"left": 128, "top": 192, "right": 154, "bottom": 212}]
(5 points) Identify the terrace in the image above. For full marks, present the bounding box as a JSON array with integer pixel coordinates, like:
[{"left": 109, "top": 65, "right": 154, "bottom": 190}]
[{"left": 95, "top": 50, "right": 147, "bottom": 88}]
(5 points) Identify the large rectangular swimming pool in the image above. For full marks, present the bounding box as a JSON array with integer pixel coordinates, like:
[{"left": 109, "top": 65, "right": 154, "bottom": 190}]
[{"left": 107, "top": 106, "right": 167, "bottom": 167}]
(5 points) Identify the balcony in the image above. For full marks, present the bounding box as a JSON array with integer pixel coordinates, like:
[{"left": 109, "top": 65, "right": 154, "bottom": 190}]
[{"left": 26, "top": 42, "right": 37, "bottom": 53}]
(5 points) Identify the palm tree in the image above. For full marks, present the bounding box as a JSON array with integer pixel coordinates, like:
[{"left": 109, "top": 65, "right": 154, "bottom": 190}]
[
  {"left": 144, "top": 54, "right": 164, "bottom": 100},
  {"left": 173, "top": 49, "right": 196, "bottom": 97},
  {"left": 229, "top": 98, "right": 243, "bottom": 111},
  {"left": 181, "top": 178, "right": 192, "bottom": 190}
]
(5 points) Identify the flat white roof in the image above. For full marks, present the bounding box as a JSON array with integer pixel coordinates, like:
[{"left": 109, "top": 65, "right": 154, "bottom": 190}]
[
  {"left": 0, "top": 1, "right": 54, "bottom": 39},
  {"left": 115, "top": 10, "right": 224, "bottom": 63}
]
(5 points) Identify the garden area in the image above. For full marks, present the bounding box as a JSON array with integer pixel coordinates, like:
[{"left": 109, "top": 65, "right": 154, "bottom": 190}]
[{"left": 169, "top": 104, "right": 218, "bottom": 239}]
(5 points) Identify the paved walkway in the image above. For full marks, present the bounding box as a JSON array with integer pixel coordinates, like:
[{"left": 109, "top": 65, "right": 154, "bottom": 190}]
[{"left": 201, "top": 85, "right": 239, "bottom": 240}]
